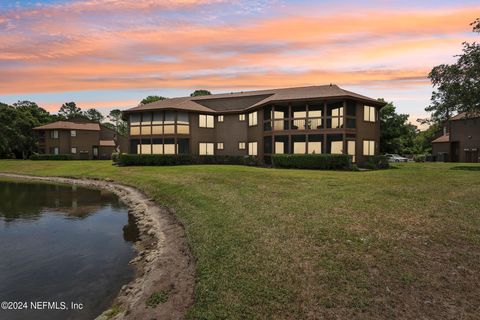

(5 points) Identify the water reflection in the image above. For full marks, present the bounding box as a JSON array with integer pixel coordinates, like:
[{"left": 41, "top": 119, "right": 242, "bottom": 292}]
[{"left": 0, "top": 181, "right": 136, "bottom": 320}]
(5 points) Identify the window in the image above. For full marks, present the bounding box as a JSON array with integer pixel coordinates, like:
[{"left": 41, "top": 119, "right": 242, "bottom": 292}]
[
  {"left": 217, "top": 142, "right": 224, "bottom": 150},
  {"left": 293, "top": 142, "right": 306, "bottom": 154},
  {"left": 163, "top": 111, "right": 175, "bottom": 134},
  {"left": 364, "top": 106, "right": 376, "bottom": 122},
  {"left": 130, "top": 126, "right": 140, "bottom": 135},
  {"left": 199, "top": 114, "right": 214, "bottom": 128},
  {"left": 363, "top": 140, "right": 375, "bottom": 156},
  {"left": 175, "top": 112, "right": 189, "bottom": 134},
  {"left": 238, "top": 142, "right": 246, "bottom": 150},
  {"left": 70, "top": 130, "right": 76, "bottom": 137},
  {"left": 199, "top": 143, "right": 214, "bottom": 155},
  {"left": 164, "top": 138, "right": 175, "bottom": 154},
  {"left": 218, "top": 115, "right": 224, "bottom": 122},
  {"left": 142, "top": 112, "right": 152, "bottom": 124},
  {"left": 248, "top": 112, "right": 258, "bottom": 126},
  {"left": 308, "top": 142, "right": 322, "bottom": 154},
  {"left": 248, "top": 142, "right": 258, "bottom": 156},
  {"left": 141, "top": 126, "right": 152, "bottom": 135},
  {"left": 52, "top": 147, "right": 59, "bottom": 155},
  {"left": 330, "top": 141, "right": 343, "bottom": 154},
  {"left": 239, "top": 114, "right": 246, "bottom": 121},
  {"left": 71, "top": 147, "right": 77, "bottom": 154},
  {"left": 152, "top": 112, "right": 163, "bottom": 124},
  {"left": 275, "top": 142, "right": 284, "bottom": 154},
  {"left": 51, "top": 130, "right": 59, "bottom": 139},
  {"left": 347, "top": 141, "right": 356, "bottom": 162},
  {"left": 130, "top": 114, "right": 141, "bottom": 125}
]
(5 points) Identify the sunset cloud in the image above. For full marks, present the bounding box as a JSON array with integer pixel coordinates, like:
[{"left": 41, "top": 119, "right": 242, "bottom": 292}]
[{"left": 0, "top": 0, "right": 478, "bottom": 123}]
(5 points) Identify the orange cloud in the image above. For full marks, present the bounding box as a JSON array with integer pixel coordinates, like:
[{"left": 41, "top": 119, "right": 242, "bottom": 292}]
[{"left": 0, "top": 3, "right": 478, "bottom": 95}]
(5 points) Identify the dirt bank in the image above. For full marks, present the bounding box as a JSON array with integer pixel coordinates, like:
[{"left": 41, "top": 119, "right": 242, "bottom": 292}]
[{"left": 0, "top": 173, "right": 195, "bottom": 320}]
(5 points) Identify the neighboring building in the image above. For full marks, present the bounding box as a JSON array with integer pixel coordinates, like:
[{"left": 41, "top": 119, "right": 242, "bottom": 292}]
[
  {"left": 432, "top": 113, "right": 480, "bottom": 163},
  {"left": 33, "top": 118, "right": 128, "bottom": 160},
  {"left": 122, "top": 85, "right": 386, "bottom": 164}
]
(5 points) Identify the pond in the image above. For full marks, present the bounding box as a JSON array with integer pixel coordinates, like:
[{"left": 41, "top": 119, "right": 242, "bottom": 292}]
[{"left": 0, "top": 180, "right": 138, "bottom": 320}]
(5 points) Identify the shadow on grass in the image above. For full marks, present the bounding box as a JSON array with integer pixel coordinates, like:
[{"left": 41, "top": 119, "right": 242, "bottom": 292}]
[{"left": 451, "top": 166, "right": 480, "bottom": 171}]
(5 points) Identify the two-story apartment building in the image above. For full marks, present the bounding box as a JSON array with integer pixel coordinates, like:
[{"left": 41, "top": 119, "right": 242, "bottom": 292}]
[
  {"left": 122, "top": 85, "right": 386, "bottom": 164},
  {"left": 33, "top": 118, "right": 128, "bottom": 159},
  {"left": 432, "top": 113, "right": 480, "bottom": 162}
]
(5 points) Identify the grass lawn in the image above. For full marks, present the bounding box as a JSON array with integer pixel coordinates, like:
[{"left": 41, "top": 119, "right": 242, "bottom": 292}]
[{"left": 1, "top": 160, "right": 480, "bottom": 319}]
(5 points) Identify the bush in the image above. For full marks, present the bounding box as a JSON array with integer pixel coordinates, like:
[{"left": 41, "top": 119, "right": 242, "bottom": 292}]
[
  {"left": 111, "top": 152, "right": 120, "bottom": 164},
  {"left": 413, "top": 154, "right": 426, "bottom": 162},
  {"left": 30, "top": 153, "right": 74, "bottom": 160},
  {"left": 361, "top": 155, "right": 389, "bottom": 169},
  {"left": 271, "top": 154, "right": 350, "bottom": 170},
  {"left": 117, "top": 154, "right": 259, "bottom": 166}
]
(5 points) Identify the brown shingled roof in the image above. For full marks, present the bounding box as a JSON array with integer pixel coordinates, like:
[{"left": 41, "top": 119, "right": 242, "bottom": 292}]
[
  {"left": 432, "top": 134, "right": 450, "bottom": 143},
  {"left": 33, "top": 121, "right": 100, "bottom": 131},
  {"left": 123, "top": 84, "right": 385, "bottom": 114},
  {"left": 451, "top": 112, "right": 480, "bottom": 120}
]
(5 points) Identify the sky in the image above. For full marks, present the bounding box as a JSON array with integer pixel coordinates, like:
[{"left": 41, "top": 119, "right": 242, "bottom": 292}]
[{"left": 1, "top": 0, "right": 479, "bottom": 127}]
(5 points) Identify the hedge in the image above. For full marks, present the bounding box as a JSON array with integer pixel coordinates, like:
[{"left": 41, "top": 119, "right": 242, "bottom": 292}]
[
  {"left": 117, "top": 154, "right": 258, "bottom": 166},
  {"left": 361, "top": 155, "right": 390, "bottom": 169},
  {"left": 271, "top": 154, "right": 350, "bottom": 170},
  {"left": 30, "top": 154, "right": 74, "bottom": 160}
]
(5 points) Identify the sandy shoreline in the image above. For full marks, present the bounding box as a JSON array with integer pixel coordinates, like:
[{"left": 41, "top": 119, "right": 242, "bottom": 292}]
[{"left": 0, "top": 173, "right": 195, "bottom": 320}]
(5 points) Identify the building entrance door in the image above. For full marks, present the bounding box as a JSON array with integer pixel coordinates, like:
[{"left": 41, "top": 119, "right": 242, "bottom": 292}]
[{"left": 93, "top": 146, "right": 99, "bottom": 160}]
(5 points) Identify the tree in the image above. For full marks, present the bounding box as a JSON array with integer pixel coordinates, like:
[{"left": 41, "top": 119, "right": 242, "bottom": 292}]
[
  {"left": 108, "top": 109, "right": 127, "bottom": 136},
  {"left": 58, "top": 102, "right": 83, "bottom": 119},
  {"left": 84, "top": 108, "right": 104, "bottom": 122},
  {"left": 379, "top": 100, "right": 411, "bottom": 154},
  {"left": 140, "top": 96, "right": 167, "bottom": 105},
  {"left": 427, "top": 18, "right": 480, "bottom": 121},
  {"left": 190, "top": 90, "right": 211, "bottom": 97}
]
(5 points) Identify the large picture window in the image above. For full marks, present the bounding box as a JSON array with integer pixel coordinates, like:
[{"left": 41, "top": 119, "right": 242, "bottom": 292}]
[
  {"left": 199, "top": 114, "right": 214, "bottom": 128},
  {"left": 364, "top": 106, "right": 376, "bottom": 122},
  {"left": 199, "top": 142, "right": 214, "bottom": 155},
  {"left": 363, "top": 140, "right": 375, "bottom": 156},
  {"left": 248, "top": 112, "right": 258, "bottom": 126},
  {"left": 248, "top": 142, "right": 258, "bottom": 156}
]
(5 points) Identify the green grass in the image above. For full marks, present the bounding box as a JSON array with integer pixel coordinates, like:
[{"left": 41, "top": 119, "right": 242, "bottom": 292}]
[
  {"left": 1, "top": 160, "right": 479, "bottom": 319},
  {"left": 145, "top": 290, "right": 170, "bottom": 307}
]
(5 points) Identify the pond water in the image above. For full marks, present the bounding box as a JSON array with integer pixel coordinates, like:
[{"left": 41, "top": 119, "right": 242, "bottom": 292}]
[{"left": 0, "top": 180, "right": 139, "bottom": 320}]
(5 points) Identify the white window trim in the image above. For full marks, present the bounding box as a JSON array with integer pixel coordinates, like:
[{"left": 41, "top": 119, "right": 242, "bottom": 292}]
[
  {"left": 248, "top": 111, "right": 258, "bottom": 127},
  {"left": 248, "top": 142, "right": 258, "bottom": 156}
]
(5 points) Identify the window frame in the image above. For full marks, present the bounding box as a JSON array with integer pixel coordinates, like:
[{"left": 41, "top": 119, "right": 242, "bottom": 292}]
[
  {"left": 218, "top": 115, "right": 224, "bottom": 123},
  {"left": 199, "top": 114, "right": 215, "bottom": 128},
  {"left": 70, "top": 130, "right": 77, "bottom": 137},
  {"left": 248, "top": 141, "right": 258, "bottom": 156},
  {"left": 239, "top": 114, "right": 246, "bottom": 121},
  {"left": 248, "top": 111, "right": 258, "bottom": 127},
  {"left": 363, "top": 106, "right": 376, "bottom": 122},
  {"left": 199, "top": 142, "right": 215, "bottom": 155},
  {"left": 238, "top": 142, "right": 246, "bottom": 150},
  {"left": 217, "top": 142, "right": 224, "bottom": 150},
  {"left": 71, "top": 147, "right": 77, "bottom": 154},
  {"left": 363, "top": 139, "right": 375, "bottom": 156}
]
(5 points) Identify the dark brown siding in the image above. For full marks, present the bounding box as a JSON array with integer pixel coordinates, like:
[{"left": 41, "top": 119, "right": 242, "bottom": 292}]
[{"left": 450, "top": 118, "right": 480, "bottom": 162}]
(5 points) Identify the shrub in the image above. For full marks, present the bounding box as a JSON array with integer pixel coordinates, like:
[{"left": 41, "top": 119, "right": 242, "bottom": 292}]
[
  {"left": 271, "top": 154, "right": 350, "bottom": 170},
  {"left": 30, "top": 154, "right": 74, "bottom": 160},
  {"left": 111, "top": 152, "right": 120, "bottom": 164},
  {"left": 413, "top": 154, "right": 426, "bottom": 162},
  {"left": 117, "top": 154, "right": 259, "bottom": 166},
  {"left": 361, "top": 155, "right": 389, "bottom": 169}
]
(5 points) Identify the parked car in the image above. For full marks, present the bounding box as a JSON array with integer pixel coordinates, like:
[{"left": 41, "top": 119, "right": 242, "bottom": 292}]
[{"left": 385, "top": 154, "right": 409, "bottom": 162}]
